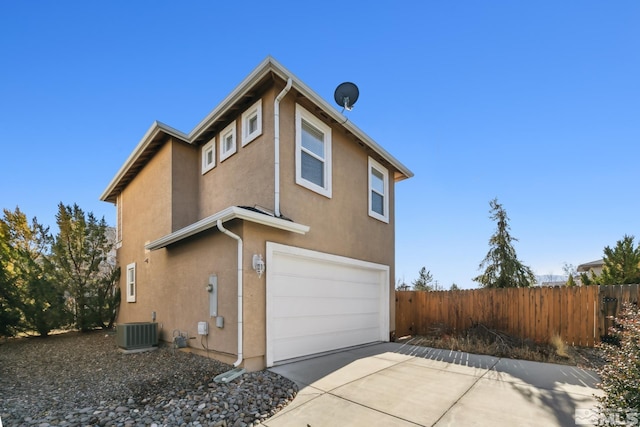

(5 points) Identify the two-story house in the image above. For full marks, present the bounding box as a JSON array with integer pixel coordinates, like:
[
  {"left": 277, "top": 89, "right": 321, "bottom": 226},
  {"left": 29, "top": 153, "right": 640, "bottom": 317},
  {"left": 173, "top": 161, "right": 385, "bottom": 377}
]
[{"left": 100, "top": 57, "right": 413, "bottom": 371}]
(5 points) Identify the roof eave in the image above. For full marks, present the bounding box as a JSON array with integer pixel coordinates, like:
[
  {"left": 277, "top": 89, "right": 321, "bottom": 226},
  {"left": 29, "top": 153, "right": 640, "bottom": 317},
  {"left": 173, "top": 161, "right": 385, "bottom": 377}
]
[
  {"left": 576, "top": 259, "right": 605, "bottom": 272},
  {"left": 100, "top": 121, "right": 189, "bottom": 203},
  {"left": 145, "top": 206, "right": 310, "bottom": 251},
  {"left": 189, "top": 56, "right": 276, "bottom": 141},
  {"left": 101, "top": 56, "right": 413, "bottom": 204},
  {"left": 190, "top": 56, "right": 413, "bottom": 180},
  {"left": 264, "top": 58, "right": 414, "bottom": 180}
]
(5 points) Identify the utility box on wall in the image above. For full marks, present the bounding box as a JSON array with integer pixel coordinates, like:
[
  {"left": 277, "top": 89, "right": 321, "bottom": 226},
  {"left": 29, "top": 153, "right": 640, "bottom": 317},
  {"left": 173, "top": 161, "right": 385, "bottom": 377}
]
[
  {"left": 198, "top": 321, "right": 209, "bottom": 336},
  {"left": 208, "top": 275, "right": 218, "bottom": 317}
]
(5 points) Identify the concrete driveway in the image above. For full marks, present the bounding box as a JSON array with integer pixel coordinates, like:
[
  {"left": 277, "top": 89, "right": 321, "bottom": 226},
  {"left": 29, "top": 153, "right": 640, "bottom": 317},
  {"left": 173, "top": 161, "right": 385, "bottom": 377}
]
[{"left": 265, "top": 342, "right": 602, "bottom": 426}]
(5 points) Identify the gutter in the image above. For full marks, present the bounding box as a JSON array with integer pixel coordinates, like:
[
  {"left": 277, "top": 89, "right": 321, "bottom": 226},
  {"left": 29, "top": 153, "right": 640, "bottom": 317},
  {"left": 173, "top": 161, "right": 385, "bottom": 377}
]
[
  {"left": 215, "top": 219, "right": 244, "bottom": 368},
  {"left": 274, "top": 78, "right": 292, "bottom": 217}
]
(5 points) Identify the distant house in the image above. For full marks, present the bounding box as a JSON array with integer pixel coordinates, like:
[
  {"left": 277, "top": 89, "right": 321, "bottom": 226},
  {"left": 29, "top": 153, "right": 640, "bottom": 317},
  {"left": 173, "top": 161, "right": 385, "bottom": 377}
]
[
  {"left": 575, "top": 259, "right": 604, "bottom": 286},
  {"left": 577, "top": 259, "right": 604, "bottom": 277},
  {"left": 100, "top": 57, "right": 413, "bottom": 370},
  {"left": 539, "top": 281, "right": 568, "bottom": 287}
]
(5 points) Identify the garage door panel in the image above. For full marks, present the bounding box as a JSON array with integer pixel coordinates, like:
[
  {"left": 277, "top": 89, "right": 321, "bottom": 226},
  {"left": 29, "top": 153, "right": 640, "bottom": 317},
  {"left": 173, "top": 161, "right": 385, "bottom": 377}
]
[
  {"left": 266, "top": 243, "right": 390, "bottom": 367},
  {"left": 272, "top": 296, "right": 380, "bottom": 317},
  {"left": 273, "top": 313, "right": 381, "bottom": 339},
  {"left": 272, "top": 276, "right": 381, "bottom": 299},
  {"left": 273, "top": 327, "right": 381, "bottom": 362},
  {"left": 272, "top": 257, "right": 382, "bottom": 283}
]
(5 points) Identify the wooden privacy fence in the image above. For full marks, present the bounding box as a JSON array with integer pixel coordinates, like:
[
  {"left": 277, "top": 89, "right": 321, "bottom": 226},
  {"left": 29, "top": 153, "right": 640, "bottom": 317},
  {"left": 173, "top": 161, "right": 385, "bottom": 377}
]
[{"left": 395, "top": 284, "right": 640, "bottom": 347}]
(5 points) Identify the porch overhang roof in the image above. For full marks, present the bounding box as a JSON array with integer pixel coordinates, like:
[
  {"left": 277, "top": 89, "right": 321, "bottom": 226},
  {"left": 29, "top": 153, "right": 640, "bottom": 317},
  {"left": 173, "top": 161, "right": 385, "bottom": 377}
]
[{"left": 145, "top": 206, "right": 310, "bottom": 251}]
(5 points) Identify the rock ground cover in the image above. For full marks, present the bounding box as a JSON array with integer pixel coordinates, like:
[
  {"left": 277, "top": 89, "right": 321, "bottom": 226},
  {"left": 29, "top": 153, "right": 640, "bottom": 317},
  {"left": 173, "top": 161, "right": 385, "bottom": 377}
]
[{"left": 0, "top": 331, "right": 297, "bottom": 427}]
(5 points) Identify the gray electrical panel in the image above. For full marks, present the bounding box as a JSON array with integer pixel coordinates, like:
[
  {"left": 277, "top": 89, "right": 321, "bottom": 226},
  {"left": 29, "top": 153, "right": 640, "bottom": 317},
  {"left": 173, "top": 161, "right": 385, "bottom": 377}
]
[{"left": 208, "top": 275, "right": 218, "bottom": 317}]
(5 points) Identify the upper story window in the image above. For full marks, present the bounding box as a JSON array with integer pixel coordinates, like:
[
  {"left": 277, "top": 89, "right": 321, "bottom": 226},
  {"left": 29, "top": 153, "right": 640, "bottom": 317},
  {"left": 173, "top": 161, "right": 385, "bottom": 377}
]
[
  {"left": 202, "top": 137, "right": 216, "bottom": 174},
  {"left": 241, "top": 99, "right": 262, "bottom": 146},
  {"left": 126, "top": 262, "right": 136, "bottom": 303},
  {"left": 220, "top": 121, "right": 237, "bottom": 162},
  {"left": 295, "top": 104, "right": 332, "bottom": 198},
  {"left": 368, "top": 157, "right": 389, "bottom": 223}
]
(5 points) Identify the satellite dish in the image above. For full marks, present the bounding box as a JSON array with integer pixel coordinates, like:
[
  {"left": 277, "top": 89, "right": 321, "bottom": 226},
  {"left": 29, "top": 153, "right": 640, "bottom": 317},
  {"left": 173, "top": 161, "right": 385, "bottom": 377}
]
[{"left": 334, "top": 82, "right": 359, "bottom": 112}]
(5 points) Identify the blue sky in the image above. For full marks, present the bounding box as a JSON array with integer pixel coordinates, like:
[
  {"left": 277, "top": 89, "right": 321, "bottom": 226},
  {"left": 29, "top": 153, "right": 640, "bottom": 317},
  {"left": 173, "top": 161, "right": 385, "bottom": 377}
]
[{"left": 1, "top": 2, "right": 639, "bottom": 288}]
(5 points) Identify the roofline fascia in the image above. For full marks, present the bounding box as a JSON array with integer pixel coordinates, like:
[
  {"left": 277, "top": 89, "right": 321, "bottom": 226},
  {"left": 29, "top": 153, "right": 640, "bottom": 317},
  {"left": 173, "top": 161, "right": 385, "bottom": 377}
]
[
  {"left": 101, "top": 56, "right": 413, "bottom": 203},
  {"left": 264, "top": 58, "right": 414, "bottom": 181},
  {"left": 189, "top": 56, "right": 276, "bottom": 141},
  {"left": 576, "top": 259, "right": 605, "bottom": 272},
  {"left": 99, "top": 121, "right": 189, "bottom": 202},
  {"left": 145, "top": 206, "right": 310, "bottom": 251}
]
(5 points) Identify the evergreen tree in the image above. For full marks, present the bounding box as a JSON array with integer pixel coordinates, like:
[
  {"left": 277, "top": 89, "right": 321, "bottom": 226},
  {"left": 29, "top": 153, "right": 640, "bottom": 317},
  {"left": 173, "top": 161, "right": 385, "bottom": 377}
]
[
  {"left": 566, "top": 274, "right": 576, "bottom": 287},
  {"left": 473, "top": 198, "right": 536, "bottom": 288},
  {"left": 582, "top": 235, "right": 640, "bottom": 286},
  {"left": 51, "top": 203, "right": 119, "bottom": 331},
  {"left": 0, "top": 207, "right": 69, "bottom": 336},
  {"left": 0, "top": 226, "right": 22, "bottom": 337},
  {"left": 412, "top": 267, "right": 434, "bottom": 291}
]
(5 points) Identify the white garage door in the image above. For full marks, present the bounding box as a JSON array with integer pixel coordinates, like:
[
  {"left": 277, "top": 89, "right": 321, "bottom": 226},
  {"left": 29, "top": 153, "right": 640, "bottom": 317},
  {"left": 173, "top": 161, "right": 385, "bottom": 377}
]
[{"left": 266, "top": 242, "right": 390, "bottom": 367}]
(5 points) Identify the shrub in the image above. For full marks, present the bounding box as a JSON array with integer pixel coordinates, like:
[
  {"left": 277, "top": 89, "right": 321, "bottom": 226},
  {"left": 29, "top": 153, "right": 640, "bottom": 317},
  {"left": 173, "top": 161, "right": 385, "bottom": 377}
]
[
  {"left": 596, "top": 303, "right": 640, "bottom": 425},
  {"left": 550, "top": 334, "right": 569, "bottom": 358}
]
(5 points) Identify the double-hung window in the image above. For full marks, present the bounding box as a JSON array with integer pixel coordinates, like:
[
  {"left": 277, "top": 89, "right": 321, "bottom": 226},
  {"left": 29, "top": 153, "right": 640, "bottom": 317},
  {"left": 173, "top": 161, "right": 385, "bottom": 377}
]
[
  {"left": 295, "top": 104, "right": 332, "bottom": 198},
  {"left": 368, "top": 157, "right": 389, "bottom": 223},
  {"left": 126, "top": 262, "right": 136, "bottom": 303},
  {"left": 220, "top": 121, "right": 237, "bottom": 162},
  {"left": 241, "top": 99, "right": 262, "bottom": 146}
]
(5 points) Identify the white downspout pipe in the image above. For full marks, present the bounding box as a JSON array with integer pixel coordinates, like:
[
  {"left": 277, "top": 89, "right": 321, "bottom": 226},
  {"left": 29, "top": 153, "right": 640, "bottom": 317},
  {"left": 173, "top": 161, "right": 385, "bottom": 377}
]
[
  {"left": 274, "top": 77, "right": 292, "bottom": 218},
  {"left": 216, "top": 219, "right": 243, "bottom": 367}
]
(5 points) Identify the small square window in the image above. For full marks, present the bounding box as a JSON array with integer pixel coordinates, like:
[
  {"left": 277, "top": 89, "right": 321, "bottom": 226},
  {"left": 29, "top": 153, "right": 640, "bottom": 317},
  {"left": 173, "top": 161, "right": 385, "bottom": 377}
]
[
  {"left": 202, "top": 138, "right": 215, "bottom": 174},
  {"left": 241, "top": 99, "right": 262, "bottom": 146},
  {"left": 368, "top": 157, "right": 389, "bottom": 223},
  {"left": 220, "top": 121, "right": 237, "bottom": 162},
  {"left": 126, "top": 262, "right": 136, "bottom": 303}
]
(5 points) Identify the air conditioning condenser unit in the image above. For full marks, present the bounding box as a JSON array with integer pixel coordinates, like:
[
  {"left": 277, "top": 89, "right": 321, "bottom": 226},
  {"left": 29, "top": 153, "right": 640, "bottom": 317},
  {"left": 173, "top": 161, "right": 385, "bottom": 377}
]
[{"left": 116, "top": 322, "right": 158, "bottom": 350}]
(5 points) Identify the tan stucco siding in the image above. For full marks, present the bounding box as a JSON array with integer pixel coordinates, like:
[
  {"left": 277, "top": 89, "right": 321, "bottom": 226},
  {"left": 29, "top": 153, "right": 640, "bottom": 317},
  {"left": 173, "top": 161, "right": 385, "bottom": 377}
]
[
  {"left": 198, "top": 89, "right": 277, "bottom": 218},
  {"left": 275, "top": 95, "right": 395, "bottom": 259},
  {"left": 116, "top": 142, "right": 173, "bottom": 324},
  {"left": 171, "top": 140, "right": 199, "bottom": 231},
  {"left": 119, "top": 218, "right": 245, "bottom": 358},
  {"left": 147, "top": 224, "right": 241, "bottom": 356},
  {"left": 115, "top": 82, "right": 399, "bottom": 369}
]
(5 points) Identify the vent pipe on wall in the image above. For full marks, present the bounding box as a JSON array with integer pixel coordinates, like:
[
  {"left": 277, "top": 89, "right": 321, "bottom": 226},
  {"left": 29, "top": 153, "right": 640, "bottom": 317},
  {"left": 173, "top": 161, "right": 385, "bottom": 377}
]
[{"left": 274, "top": 77, "right": 292, "bottom": 218}]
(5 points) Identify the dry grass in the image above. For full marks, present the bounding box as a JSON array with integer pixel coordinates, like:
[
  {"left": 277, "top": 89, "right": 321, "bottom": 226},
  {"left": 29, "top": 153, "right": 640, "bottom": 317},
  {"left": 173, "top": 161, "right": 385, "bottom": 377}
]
[
  {"left": 550, "top": 334, "right": 569, "bottom": 358},
  {"left": 397, "top": 323, "right": 606, "bottom": 370}
]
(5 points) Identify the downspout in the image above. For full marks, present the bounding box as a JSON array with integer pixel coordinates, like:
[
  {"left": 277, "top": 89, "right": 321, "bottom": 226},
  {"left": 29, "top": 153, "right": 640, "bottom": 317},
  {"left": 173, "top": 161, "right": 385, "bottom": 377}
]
[
  {"left": 274, "top": 77, "right": 292, "bottom": 218},
  {"left": 216, "top": 219, "right": 243, "bottom": 367}
]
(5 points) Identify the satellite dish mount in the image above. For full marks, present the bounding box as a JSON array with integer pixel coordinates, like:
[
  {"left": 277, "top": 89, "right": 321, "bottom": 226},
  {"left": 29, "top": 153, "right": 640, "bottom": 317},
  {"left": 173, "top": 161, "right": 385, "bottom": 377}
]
[{"left": 334, "top": 82, "right": 359, "bottom": 113}]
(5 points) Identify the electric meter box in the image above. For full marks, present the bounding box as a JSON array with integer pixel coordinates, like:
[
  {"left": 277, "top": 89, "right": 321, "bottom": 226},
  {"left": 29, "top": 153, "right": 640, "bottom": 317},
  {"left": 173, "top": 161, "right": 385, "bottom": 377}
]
[{"left": 197, "top": 321, "right": 208, "bottom": 336}]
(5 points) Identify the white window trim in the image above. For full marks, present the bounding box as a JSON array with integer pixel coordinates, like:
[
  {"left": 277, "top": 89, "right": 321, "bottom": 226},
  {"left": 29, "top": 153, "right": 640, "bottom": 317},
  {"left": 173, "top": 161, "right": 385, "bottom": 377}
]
[
  {"left": 295, "top": 104, "right": 332, "bottom": 198},
  {"left": 115, "top": 193, "right": 123, "bottom": 249},
  {"left": 126, "top": 262, "right": 136, "bottom": 303},
  {"left": 241, "top": 99, "right": 262, "bottom": 147},
  {"left": 219, "top": 121, "right": 237, "bottom": 162},
  {"left": 202, "top": 137, "right": 216, "bottom": 174},
  {"left": 368, "top": 157, "right": 389, "bottom": 223}
]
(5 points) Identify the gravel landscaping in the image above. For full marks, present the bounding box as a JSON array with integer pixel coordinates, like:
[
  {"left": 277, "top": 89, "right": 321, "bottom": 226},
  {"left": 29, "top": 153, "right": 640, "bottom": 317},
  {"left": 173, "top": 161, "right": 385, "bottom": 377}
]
[{"left": 0, "top": 331, "right": 297, "bottom": 427}]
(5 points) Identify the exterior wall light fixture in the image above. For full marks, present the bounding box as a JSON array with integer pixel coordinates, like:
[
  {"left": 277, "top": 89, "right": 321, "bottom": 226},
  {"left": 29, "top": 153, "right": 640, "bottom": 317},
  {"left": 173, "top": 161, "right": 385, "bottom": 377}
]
[{"left": 252, "top": 254, "right": 265, "bottom": 278}]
